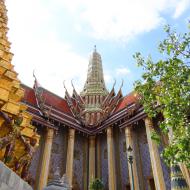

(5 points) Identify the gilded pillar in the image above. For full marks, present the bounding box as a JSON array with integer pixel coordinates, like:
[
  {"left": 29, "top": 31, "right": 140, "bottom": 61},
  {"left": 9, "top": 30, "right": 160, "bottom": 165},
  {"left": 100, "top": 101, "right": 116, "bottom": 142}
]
[
  {"left": 125, "top": 127, "right": 141, "bottom": 190},
  {"left": 89, "top": 136, "right": 96, "bottom": 184},
  {"left": 66, "top": 128, "right": 75, "bottom": 187},
  {"left": 107, "top": 127, "right": 116, "bottom": 190},
  {"left": 144, "top": 117, "right": 166, "bottom": 190},
  {"left": 37, "top": 128, "right": 54, "bottom": 190}
]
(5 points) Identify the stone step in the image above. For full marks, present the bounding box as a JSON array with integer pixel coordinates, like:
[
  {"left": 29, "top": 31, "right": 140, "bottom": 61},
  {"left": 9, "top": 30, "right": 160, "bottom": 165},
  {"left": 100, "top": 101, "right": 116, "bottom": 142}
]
[{"left": 0, "top": 161, "right": 33, "bottom": 190}]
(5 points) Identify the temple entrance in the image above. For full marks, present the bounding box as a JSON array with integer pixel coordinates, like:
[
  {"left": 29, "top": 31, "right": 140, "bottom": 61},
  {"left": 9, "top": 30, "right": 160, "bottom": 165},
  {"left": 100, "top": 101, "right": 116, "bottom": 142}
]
[
  {"left": 126, "top": 183, "right": 131, "bottom": 190},
  {"left": 148, "top": 178, "right": 156, "bottom": 190}
]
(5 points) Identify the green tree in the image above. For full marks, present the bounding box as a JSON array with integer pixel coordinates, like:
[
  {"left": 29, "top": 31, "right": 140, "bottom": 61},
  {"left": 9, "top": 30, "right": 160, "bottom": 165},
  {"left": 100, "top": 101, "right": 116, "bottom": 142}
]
[
  {"left": 134, "top": 24, "right": 190, "bottom": 167},
  {"left": 90, "top": 178, "right": 104, "bottom": 190}
]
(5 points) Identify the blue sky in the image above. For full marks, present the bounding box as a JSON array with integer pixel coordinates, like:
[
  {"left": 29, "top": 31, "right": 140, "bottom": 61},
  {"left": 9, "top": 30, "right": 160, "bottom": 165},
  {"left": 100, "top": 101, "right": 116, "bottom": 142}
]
[{"left": 6, "top": 0, "right": 190, "bottom": 97}]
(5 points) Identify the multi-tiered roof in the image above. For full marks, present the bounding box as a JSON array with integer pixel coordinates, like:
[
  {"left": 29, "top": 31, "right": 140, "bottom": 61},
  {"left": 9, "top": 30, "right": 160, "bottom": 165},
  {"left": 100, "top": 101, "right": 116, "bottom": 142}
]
[
  {"left": 63, "top": 47, "right": 125, "bottom": 127},
  {"left": 22, "top": 47, "right": 141, "bottom": 133}
]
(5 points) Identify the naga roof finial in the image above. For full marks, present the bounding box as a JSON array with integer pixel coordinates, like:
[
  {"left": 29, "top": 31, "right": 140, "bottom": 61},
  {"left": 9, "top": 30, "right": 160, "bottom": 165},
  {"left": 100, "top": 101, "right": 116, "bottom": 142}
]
[
  {"left": 120, "top": 79, "right": 124, "bottom": 89},
  {"left": 63, "top": 80, "right": 67, "bottom": 90},
  {"left": 113, "top": 79, "right": 116, "bottom": 88},
  {"left": 71, "top": 79, "right": 75, "bottom": 89}
]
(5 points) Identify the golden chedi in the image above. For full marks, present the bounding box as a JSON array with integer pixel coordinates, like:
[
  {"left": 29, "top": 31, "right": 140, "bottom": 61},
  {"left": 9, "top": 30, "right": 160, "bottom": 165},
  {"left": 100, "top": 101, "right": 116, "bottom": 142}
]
[{"left": 0, "top": 0, "right": 39, "bottom": 183}]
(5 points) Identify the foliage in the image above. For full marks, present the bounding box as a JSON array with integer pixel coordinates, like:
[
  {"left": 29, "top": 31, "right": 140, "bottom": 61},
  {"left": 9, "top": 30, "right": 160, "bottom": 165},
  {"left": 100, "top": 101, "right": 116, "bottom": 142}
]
[
  {"left": 134, "top": 24, "right": 190, "bottom": 167},
  {"left": 90, "top": 178, "right": 104, "bottom": 190}
]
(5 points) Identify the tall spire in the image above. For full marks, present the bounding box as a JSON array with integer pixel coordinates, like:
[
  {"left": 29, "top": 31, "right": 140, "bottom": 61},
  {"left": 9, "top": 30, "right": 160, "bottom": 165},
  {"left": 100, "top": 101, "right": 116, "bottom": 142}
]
[
  {"left": 81, "top": 46, "right": 108, "bottom": 96},
  {"left": 64, "top": 47, "right": 122, "bottom": 127}
]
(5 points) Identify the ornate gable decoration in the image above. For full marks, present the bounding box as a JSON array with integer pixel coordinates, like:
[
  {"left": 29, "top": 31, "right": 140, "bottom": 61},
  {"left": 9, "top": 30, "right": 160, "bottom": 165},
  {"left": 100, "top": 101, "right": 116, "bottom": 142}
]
[
  {"left": 64, "top": 47, "right": 123, "bottom": 127},
  {"left": 33, "top": 73, "right": 52, "bottom": 120}
]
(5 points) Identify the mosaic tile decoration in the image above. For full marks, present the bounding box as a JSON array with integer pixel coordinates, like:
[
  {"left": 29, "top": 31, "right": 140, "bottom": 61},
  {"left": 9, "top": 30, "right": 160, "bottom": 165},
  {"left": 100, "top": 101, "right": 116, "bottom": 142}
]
[
  {"left": 158, "top": 144, "right": 171, "bottom": 189},
  {"left": 113, "top": 128, "right": 122, "bottom": 189},
  {"left": 119, "top": 130, "right": 129, "bottom": 189},
  {"left": 100, "top": 133, "right": 108, "bottom": 189},
  {"left": 136, "top": 126, "right": 152, "bottom": 190},
  {"left": 29, "top": 128, "right": 44, "bottom": 187},
  {"left": 133, "top": 128, "right": 145, "bottom": 189},
  {"left": 156, "top": 126, "right": 171, "bottom": 190},
  {"left": 49, "top": 127, "right": 67, "bottom": 178},
  {"left": 73, "top": 133, "right": 84, "bottom": 190}
]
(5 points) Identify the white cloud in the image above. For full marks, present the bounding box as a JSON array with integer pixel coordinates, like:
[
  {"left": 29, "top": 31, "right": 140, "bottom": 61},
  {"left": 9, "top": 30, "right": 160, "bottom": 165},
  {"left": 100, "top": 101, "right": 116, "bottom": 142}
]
[
  {"left": 173, "top": 0, "right": 190, "bottom": 18},
  {"left": 116, "top": 67, "right": 131, "bottom": 76},
  {"left": 5, "top": 0, "right": 190, "bottom": 97},
  {"left": 58, "top": 0, "right": 190, "bottom": 41},
  {"left": 13, "top": 34, "right": 88, "bottom": 96},
  {"left": 6, "top": 0, "right": 88, "bottom": 97},
  {"left": 104, "top": 73, "right": 113, "bottom": 84}
]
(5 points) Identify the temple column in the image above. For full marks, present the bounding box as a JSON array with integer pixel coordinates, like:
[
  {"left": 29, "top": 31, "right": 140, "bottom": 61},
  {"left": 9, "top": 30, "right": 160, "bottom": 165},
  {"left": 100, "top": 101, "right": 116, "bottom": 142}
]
[
  {"left": 89, "top": 136, "right": 96, "bottom": 184},
  {"left": 66, "top": 128, "right": 75, "bottom": 188},
  {"left": 125, "top": 127, "right": 141, "bottom": 190},
  {"left": 37, "top": 128, "right": 54, "bottom": 190},
  {"left": 144, "top": 117, "right": 166, "bottom": 190},
  {"left": 107, "top": 127, "right": 116, "bottom": 190}
]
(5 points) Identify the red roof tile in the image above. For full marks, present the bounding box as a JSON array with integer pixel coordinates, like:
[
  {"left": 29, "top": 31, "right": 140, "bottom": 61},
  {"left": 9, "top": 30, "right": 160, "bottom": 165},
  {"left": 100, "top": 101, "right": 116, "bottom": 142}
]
[
  {"left": 21, "top": 84, "right": 139, "bottom": 117},
  {"left": 114, "top": 92, "right": 139, "bottom": 113},
  {"left": 21, "top": 84, "right": 72, "bottom": 115},
  {"left": 22, "top": 85, "right": 37, "bottom": 106}
]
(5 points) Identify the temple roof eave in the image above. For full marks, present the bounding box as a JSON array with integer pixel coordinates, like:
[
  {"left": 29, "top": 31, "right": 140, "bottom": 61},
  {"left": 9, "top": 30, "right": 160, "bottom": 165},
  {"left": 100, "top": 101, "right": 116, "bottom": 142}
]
[
  {"left": 27, "top": 100, "right": 144, "bottom": 135},
  {"left": 21, "top": 84, "right": 143, "bottom": 134}
]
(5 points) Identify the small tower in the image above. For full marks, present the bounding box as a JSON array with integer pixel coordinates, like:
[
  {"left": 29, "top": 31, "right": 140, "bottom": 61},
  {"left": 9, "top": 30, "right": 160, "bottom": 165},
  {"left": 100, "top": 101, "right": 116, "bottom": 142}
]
[
  {"left": 43, "top": 168, "right": 71, "bottom": 190},
  {"left": 171, "top": 164, "right": 189, "bottom": 190}
]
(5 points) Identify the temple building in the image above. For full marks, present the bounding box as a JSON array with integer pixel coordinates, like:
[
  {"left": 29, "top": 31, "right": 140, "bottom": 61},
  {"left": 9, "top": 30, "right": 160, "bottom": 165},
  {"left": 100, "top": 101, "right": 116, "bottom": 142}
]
[
  {"left": 0, "top": 1, "right": 190, "bottom": 190},
  {"left": 23, "top": 47, "right": 173, "bottom": 190}
]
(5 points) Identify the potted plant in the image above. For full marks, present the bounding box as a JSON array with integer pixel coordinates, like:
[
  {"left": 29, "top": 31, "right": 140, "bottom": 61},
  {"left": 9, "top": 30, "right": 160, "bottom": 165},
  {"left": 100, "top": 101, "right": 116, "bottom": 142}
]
[{"left": 90, "top": 178, "right": 104, "bottom": 190}]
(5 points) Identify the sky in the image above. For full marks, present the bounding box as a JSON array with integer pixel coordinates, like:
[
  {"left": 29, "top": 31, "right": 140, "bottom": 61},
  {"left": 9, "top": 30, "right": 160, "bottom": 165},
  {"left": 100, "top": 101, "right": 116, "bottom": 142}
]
[{"left": 6, "top": 0, "right": 190, "bottom": 97}]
